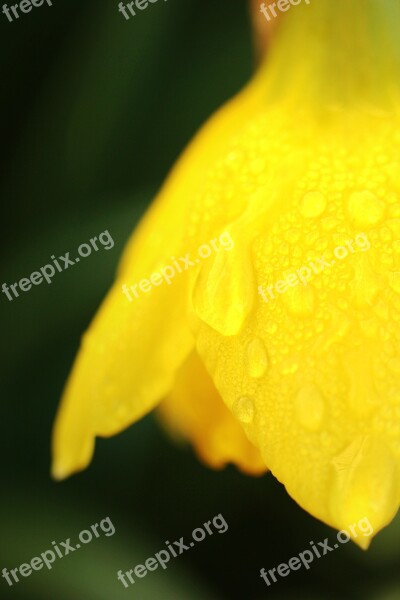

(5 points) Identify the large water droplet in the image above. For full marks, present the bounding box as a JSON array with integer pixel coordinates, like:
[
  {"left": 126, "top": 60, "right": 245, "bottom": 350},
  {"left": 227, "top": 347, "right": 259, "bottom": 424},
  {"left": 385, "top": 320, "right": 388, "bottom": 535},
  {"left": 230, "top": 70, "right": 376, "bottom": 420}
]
[
  {"left": 193, "top": 237, "right": 254, "bottom": 336},
  {"left": 232, "top": 396, "right": 255, "bottom": 424},
  {"left": 295, "top": 384, "right": 325, "bottom": 430},
  {"left": 246, "top": 338, "right": 269, "bottom": 378},
  {"left": 300, "top": 191, "right": 327, "bottom": 218},
  {"left": 347, "top": 191, "right": 385, "bottom": 228}
]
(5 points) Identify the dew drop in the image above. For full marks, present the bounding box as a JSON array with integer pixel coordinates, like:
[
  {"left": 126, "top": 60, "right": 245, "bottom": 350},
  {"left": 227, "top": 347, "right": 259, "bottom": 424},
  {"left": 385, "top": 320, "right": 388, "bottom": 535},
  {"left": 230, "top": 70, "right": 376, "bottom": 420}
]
[
  {"left": 246, "top": 338, "right": 269, "bottom": 378},
  {"left": 193, "top": 239, "right": 254, "bottom": 336},
  {"left": 300, "top": 191, "right": 327, "bottom": 218},
  {"left": 232, "top": 396, "right": 255, "bottom": 424},
  {"left": 347, "top": 191, "right": 385, "bottom": 228},
  {"left": 295, "top": 384, "right": 325, "bottom": 430}
]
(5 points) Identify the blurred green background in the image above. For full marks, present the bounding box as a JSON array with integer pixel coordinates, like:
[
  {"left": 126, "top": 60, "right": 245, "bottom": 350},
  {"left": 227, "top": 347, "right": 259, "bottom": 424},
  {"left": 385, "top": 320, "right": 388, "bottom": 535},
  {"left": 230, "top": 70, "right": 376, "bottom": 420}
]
[{"left": 1, "top": 1, "right": 399, "bottom": 599}]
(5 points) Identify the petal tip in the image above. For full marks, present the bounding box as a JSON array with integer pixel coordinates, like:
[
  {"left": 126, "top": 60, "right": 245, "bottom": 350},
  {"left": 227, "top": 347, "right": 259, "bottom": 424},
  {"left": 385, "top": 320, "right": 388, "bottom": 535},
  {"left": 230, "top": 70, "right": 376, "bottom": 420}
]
[{"left": 51, "top": 462, "right": 70, "bottom": 482}]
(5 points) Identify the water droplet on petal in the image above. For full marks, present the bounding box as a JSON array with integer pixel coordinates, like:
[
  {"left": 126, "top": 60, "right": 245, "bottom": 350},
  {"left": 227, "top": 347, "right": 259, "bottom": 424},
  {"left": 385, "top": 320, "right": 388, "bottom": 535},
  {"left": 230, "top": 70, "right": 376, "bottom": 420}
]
[
  {"left": 193, "top": 237, "right": 254, "bottom": 336},
  {"left": 246, "top": 338, "right": 269, "bottom": 378},
  {"left": 232, "top": 396, "right": 255, "bottom": 424}
]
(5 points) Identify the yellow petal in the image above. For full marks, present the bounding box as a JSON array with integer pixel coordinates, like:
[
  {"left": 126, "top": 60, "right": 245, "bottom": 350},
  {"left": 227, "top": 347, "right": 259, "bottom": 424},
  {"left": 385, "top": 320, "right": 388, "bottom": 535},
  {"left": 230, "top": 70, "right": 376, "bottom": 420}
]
[
  {"left": 188, "top": 0, "right": 400, "bottom": 544},
  {"left": 158, "top": 350, "right": 267, "bottom": 476},
  {"left": 52, "top": 192, "right": 200, "bottom": 479},
  {"left": 52, "top": 278, "right": 194, "bottom": 480}
]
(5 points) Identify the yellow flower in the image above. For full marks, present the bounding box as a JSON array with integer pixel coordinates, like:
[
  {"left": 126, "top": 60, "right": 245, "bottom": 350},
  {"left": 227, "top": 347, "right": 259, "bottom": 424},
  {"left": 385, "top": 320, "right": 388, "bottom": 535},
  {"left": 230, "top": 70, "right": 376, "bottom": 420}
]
[{"left": 52, "top": 0, "right": 400, "bottom": 548}]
